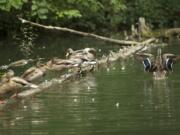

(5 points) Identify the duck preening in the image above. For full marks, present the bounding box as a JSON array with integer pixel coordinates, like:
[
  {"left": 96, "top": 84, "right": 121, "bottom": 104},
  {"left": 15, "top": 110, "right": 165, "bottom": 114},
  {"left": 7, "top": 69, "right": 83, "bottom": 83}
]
[
  {"left": 0, "top": 70, "right": 38, "bottom": 103},
  {"left": 135, "top": 48, "right": 180, "bottom": 80}
]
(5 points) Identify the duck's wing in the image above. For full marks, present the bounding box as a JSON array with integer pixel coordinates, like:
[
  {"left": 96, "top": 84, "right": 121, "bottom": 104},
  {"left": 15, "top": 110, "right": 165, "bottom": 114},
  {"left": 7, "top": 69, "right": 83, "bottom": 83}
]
[
  {"left": 21, "top": 67, "right": 36, "bottom": 78},
  {"left": 135, "top": 53, "right": 155, "bottom": 71},
  {"left": 11, "top": 77, "right": 38, "bottom": 88},
  {"left": 163, "top": 53, "right": 180, "bottom": 71}
]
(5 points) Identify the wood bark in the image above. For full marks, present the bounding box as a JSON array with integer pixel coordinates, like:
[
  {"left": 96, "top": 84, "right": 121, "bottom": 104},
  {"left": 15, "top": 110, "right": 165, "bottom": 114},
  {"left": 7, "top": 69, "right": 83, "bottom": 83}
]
[
  {"left": 18, "top": 17, "right": 154, "bottom": 46},
  {"left": 165, "top": 28, "right": 180, "bottom": 37}
]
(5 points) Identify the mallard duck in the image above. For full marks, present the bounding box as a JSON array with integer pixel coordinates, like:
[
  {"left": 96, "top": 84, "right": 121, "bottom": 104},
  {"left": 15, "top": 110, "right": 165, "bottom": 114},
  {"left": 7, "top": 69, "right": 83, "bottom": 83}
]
[
  {"left": 8, "top": 59, "right": 33, "bottom": 67},
  {"left": 1, "top": 70, "right": 15, "bottom": 83},
  {"left": 0, "top": 71, "right": 38, "bottom": 103},
  {"left": 21, "top": 64, "right": 48, "bottom": 82},
  {"left": 66, "top": 48, "right": 96, "bottom": 61},
  {"left": 135, "top": 48, "right": 180, "bottom": 79},
  {"left": 7, "top": 58, "right": 45, "bottom": 68},
  {"left": 46, "top": 57, "right": 82, "bottom": 71}
]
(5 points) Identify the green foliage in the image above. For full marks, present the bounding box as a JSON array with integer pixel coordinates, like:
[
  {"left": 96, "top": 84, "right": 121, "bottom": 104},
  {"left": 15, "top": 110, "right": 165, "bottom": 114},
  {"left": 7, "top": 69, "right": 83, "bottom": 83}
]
[
  {"left": 56, "top": 10, "right": 82, "bottom": 19},
  {"left": 31, "top": 0, "right": 49, "bottom": 19},
  {"left": 0, "top": 0, "right": 26, "bottom": 11},
  {"left": 0, "top": 0, "right": 180, "bottom": 34}
]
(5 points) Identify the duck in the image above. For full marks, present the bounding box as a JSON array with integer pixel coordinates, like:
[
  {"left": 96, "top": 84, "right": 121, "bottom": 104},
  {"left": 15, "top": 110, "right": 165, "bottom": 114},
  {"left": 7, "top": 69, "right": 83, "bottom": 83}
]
[
  {"left": 21, "top": 64, "right": 48, "bottom": 82},
  {"left": 0, "top": 69, "right": 15, "bottom": 83},
  {"left": 46, "top": 57, "right": 82, "bottom": 71},
  {"left": 0, "top": 70, "right": 38, "bottom": 103},
  {"left": 8, "top": 59, "right": 33, "bottom": 67},
  {"left": 135, "top": 48, "right": 180, "bottom": 80},
  {"left": 66, "top": 48, "right": 96, "bottom": 62}
]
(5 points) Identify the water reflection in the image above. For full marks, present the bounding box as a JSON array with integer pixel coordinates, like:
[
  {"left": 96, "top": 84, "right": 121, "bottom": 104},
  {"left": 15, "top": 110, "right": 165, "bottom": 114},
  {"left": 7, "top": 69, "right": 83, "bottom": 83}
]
[
  {"left": 142, "top": 79, "right": 175, "bottom": 128},
  {"left": 0, "top": 37, "right": 179, "bottom": 135}
]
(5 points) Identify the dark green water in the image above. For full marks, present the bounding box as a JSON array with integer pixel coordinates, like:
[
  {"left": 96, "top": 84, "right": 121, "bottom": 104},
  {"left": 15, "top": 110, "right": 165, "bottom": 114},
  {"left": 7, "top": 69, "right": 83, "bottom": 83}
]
[{"left": 0, "top": 36, "right": 180, "bottom": 135}]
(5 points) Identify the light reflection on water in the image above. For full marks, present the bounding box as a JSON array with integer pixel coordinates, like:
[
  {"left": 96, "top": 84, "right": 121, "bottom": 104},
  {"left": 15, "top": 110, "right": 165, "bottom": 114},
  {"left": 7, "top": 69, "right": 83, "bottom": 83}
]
[{"left": 0, "top": 37, "right": 180, "bottom": 135}]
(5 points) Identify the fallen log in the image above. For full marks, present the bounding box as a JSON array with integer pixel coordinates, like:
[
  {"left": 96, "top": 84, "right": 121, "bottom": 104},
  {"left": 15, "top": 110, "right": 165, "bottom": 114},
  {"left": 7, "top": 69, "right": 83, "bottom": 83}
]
[
  {"left": 165, "top": 28, "right": 180, "bottom": 37},
  {"left": 98, "top": 38, "right": 157, "bottom": 64},
  {"left": 0, "top": 38, "right": 159, "bottom": 106},
  {"left": 13, "top": 64, "right": 94, "bottom": 98},
  {"left": 18, "top": 17, "right": 154, "bottom": 46}
]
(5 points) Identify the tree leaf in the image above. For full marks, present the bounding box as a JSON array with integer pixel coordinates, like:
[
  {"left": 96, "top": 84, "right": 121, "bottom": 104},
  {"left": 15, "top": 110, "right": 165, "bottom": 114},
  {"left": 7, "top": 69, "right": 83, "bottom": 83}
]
[
  {"left": 38, "top": 8, "right": 48, "bottom": 14},
  {"left": 0, "top": 0, "right": 6, "bottom": 4},
  {"left": 31, "top": 4, "right": 38, "bottom": 11},
  {"left": 38, "top": 14, "right": 47, "bottom": 19}
]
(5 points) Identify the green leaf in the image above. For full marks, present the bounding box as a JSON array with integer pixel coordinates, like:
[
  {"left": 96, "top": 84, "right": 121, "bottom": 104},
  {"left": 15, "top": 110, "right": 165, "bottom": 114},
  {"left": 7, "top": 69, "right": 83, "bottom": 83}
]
[
  {"left": 0, "top": 0, "right": 6, "bottom": 4},
  {"left": 56, "top": 9, "right": 82, "bottom": 19},
  {"left": 31, "top": 4, "right": 38, "bottom": 11},
  {"left": 38, "top": 8, "right": 48, "bottom": 14},
  {"left": 22, "top": 0, "right": 28, "bottom": 3},
  {"left": 38, "top": 14, "right": 47, "bottom": 19},
  {"left": 31, "top": 11, "right": 37, "bottom": 16},
  {"left": 9, "top": 0, "right": 22, "bottom": 9},
  {"left": 38, "top": 0, "right": 47, "bottom": 7}
]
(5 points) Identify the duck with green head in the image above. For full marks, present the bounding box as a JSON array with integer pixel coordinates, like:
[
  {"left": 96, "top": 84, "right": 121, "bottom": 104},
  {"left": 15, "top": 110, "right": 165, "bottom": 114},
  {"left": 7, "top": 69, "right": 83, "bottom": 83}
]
[{"left": 135, "top": 48, "right": 180, "bottom": 80}]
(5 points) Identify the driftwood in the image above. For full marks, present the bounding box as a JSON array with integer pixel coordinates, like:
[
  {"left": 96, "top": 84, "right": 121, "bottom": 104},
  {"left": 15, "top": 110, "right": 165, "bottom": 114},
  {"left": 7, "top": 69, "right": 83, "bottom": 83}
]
[
  {"left": 13, "top": 65, "right": 94, "bottom": 98},
  {"left": 138, "top": 17, "right": 151, "bottom": 37},
  {"left": 165, "top": 28, "right": 180, "bottom": 37},
  {"left": 18, "top": 17, "right": 154, "bottom": 46}
]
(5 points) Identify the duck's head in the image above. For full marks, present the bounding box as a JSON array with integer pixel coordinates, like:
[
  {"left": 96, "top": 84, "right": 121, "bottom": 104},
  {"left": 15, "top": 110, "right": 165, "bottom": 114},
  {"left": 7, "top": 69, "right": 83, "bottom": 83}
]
[
  {"left": 1, "top": 69, "right": 15, "bottom": 82},
  {"left": 66, "top": 48, "right": 74, "bottom": 58},
  {"left": 7, "top": 70, "right": 14, "bottom": 77},
  {"left": 84, "top": 48, "right": 96, "bottom": 56}
]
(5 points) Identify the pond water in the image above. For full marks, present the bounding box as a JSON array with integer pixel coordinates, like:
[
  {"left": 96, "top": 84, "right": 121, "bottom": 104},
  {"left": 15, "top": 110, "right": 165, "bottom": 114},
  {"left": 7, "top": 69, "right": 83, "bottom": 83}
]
[{"left": 0, "top": 35, "right": 180, "bottom": 135}]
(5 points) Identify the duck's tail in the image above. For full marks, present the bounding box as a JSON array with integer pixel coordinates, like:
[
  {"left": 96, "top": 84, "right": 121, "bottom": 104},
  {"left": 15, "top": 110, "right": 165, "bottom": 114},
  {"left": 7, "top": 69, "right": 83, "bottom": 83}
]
[{"left": 26, "top": 83, "right": 39, "bottom": 89}]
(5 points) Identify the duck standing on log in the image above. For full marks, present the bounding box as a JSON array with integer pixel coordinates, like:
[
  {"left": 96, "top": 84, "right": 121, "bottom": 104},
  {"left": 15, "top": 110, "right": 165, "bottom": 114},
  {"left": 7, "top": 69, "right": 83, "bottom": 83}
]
[
  {"left": 66, "top": 48, "right": 97, "bottom": 71},
  {"left": 135, "top": 48, "right": 180, "bottom": 80},
  {"left": 46, "top": 58, "right": 82, "bottom": 71},
  {"left": 21, "top": 64, "right": 48, "bottom": 82},
  {"left": 0, "top": 70, "right": 38, "bottom": 103},
  {"left": 46, "top": 48, "right": 97, "bottom": 71},
  {"left": 66, "top": 48, "right": 96, "bottom": 62}
]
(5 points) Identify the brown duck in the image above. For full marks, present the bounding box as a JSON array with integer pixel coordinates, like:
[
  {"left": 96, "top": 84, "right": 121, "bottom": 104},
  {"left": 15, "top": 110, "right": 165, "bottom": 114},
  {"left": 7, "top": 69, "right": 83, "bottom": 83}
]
[
  {"left": 21, "top": 64, "right": 48, "bottom": 82},
  {"left": 46, "top": 57, "right": 82, "bottom": 71},
  {"left": 0, "top": 70, "right": 38, "bottom": 102},
  {"left": 135, "top": 48, "right": 180, "bottom": 80},
  {"left": 66, "top": 48, "right": 96, "bottom": 62}
]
